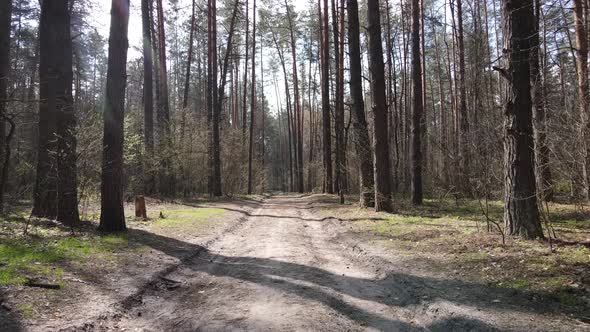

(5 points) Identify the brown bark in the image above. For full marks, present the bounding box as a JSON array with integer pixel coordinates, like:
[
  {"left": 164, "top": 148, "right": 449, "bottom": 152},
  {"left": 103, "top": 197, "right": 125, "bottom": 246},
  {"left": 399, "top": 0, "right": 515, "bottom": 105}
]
[
  {"left": 183, "top": 0, "right": 196, "bottom": 110},
  {"left": 242, "top": 0, "right": 250, "bottom": 136},
  {"left": 456, "top": 0, "right": 470, "bottom": 195},
  {"left": 135, "top": 196, "right": 147, "bottom": 219},
  {"left": 247, "top": 0, "right": 257, "bottom": 194},
  {"left": 331, "top": 0, "right": 344, "bottom": 195},
  {"left": 55, "top": 0, "right": 80, "bottom": 225},
  {"left": 532, "top": 0, "right": 553, "bottom": 201},
  {"left": 156, "top": 0, "right": 173, "bottom": 195},
  {"left": 285, "top": 1, "right": 304, "bottom": 193},
  {"left": 33, "top": 0, "right": 80, "bottom": 224},
  {"left": 321, "top": 0, "right": 333, "bottom": 194},
  {"left": 99, "top": 0, "right": 130, "bottom": 232},
  {"left": 573, "top": 0, "right": 590, "bottom": 199},
  {"left": 410, "top": 0, "right": 423, "bottom": 205},
  {"left": 432, "top": 13, "right": 448, "bottom": 186},
  {"left": 212, "top": 0, "right": 241, "bottom": 196},
  {"left": 367, "top": 0, "right": 393, "bottom": 211},
  {"left": 142, "top": 0, "right": 155, "bottom": 194},
  {"left": 272, "top": 32, "right": 294, "bottom": 191},
  {"left": 347, "top": 0, "right": 375, "bottom": 207},
  {"left": 499, "top": 0, "right": 543, "bottom": 239},
  {"left": 0, "top": 0, "right": 12, "bottom": 213},
  {"left": 33, "top": 0, "right": 60, "bottom": 219}
]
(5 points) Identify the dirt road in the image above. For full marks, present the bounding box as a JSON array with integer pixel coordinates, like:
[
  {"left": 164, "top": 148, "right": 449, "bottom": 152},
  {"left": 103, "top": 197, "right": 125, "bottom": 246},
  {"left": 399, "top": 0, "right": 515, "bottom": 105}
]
[{"left": 78, "top": 195, "right": 585, "bottom": 331}]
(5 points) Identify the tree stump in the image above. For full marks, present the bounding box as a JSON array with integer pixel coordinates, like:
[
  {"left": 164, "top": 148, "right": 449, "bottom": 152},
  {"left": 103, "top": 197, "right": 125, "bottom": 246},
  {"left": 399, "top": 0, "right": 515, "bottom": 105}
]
[{"left": 135, "top": 196, "right": 147, "bottom": 219}]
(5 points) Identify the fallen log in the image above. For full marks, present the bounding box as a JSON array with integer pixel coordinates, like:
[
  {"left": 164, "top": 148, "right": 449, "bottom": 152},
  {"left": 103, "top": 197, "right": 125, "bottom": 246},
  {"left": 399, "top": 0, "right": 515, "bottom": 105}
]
[{"left": 25, "top": 279, "right": 60, "bottom": 290}]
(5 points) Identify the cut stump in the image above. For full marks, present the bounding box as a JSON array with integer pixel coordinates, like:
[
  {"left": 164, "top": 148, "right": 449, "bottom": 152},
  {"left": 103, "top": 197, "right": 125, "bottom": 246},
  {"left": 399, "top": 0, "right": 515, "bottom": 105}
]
[{"left": 135, "top": 196, "right": 148, "bottom": 219}]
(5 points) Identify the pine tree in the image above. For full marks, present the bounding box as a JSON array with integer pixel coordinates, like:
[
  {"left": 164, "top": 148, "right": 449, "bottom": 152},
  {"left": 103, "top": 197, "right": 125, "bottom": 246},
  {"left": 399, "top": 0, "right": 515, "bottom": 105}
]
[{"left": 99, "top": 0, "right": 130, "bottom": 232}]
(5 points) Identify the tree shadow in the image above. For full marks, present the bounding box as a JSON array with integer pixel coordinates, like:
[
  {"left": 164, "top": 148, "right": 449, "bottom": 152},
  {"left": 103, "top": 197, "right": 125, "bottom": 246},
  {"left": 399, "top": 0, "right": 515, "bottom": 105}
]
[
  {"left": 181, "top": 202, "right": 388, "bottom": 223},
  {"left": 121, "top": 228, "right": 582, "bottom": 330},
  {"left": 0, "top": 289, "right": 25, "bottom": 332}
]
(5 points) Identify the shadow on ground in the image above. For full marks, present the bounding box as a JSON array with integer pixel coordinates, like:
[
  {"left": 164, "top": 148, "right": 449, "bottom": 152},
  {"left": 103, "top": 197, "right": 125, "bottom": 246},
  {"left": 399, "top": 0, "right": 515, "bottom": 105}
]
[
  {"left": 0, "top": 289, "right": 25, "bottom": 332},
  {"left": 119, "top": 225, "right": 583, "bottom": 331}
]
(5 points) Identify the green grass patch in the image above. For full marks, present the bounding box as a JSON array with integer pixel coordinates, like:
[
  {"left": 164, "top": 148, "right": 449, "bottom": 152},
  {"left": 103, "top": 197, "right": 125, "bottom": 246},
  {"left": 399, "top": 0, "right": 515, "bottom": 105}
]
[
  {"left": 498, "top": 279, "right": 531, "bottom": 290},
  {"left": 155, "top": 208, "right": 225, "bottom": 229},
  {"left": 560, "top": 245, "right": 590, "bottom": 264},
  {"left": 366, "top": 213, "right": 475, "bottom": 238},
  {"left": 16, "top": 303, "right": 34, "bottom": 319},
  {"left": 461, "top": 251, "right": 489, "bottom": 262},
  {"left": 0, "top": 234, "right": 130, "bottom": 285}
]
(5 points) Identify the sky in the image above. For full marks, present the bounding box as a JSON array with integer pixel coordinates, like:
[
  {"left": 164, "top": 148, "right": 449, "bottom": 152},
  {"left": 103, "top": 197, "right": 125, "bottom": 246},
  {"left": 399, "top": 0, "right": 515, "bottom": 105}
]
[
  {"left": 90, "top": 0, "right": 311, "bottom": 114},
  {"left": 92, "top": 0, "right": 144, "bottom": 59}
]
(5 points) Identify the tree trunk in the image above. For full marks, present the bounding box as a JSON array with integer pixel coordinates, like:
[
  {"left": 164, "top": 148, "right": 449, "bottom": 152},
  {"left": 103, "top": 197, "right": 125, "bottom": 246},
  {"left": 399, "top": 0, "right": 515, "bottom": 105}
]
[
  {"left": 285, "top": 1, "right": 304, "bottom": 193},
  {"left": 499, "top": 0, "right": 543, "bottom": 239},
  {"left": 33, "top": 0, "right": 61, "bottom": 219},
  {"left": 183, "top": 0, "right": 196, "bottom": 110},
  {"left": 347, "top": 0, "right": 375, "bottom": 207},
  {"left": 410, "top": 0, "right": 423, "bottom": 205},
  {"left": 247, "top": 0, "right": 257, "bottom": 194},
  {"left": 156, "top": 0, "right": 173, "bottom": 196},
  {"left": 242, "top": 0, "right": 250, "bottom": 137},
  {"left": 0, "top": 0, "right": 12, "bottom": 214},
  {"left": 55, "top": 0, "right": 80, "bottom": 226},
  {"left": 141, "top": 0, "right": 155, "bottom": 194},
  {"left": 135, "top": 196, "right": 147, "bottom": 219},
  {"left": 456, "top": 0, "right": 470, "bottom": 196},
  {"left": 331, "top": 0, "right": 343, "bottom": 195},
  {"left": 321, "top": 0, "right": 333, "bottom": 194},
  {"left": 99, "top": 0, "right": 130, "bottom": 232},
  {"left": 432, "top": 13, "right": 448, "bottom": 187},
  {"left": 367, "top": 0, "right": 393, "bottom": 211},
  {"left": 532, "top": 0, "right": 553, "bottom": 201},
  {"left": 573, "top": 0, "right": 590, "bottom": 199},
  {"left": 212, "top": 0, "right": 241, "bottom": 196}
]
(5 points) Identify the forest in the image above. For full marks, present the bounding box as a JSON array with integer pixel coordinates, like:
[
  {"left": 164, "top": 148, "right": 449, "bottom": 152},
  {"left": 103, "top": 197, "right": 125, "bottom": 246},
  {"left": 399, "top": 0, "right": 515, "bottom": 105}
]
[{"left": 0, "top": 0, "right": 589, "bottom": 330}]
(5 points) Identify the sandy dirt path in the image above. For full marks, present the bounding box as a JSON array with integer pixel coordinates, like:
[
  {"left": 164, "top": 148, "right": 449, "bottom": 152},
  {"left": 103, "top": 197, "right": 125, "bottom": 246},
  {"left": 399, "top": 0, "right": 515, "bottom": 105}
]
[{"left": 88, "top": 195, "right": 586, "bottom": 332}]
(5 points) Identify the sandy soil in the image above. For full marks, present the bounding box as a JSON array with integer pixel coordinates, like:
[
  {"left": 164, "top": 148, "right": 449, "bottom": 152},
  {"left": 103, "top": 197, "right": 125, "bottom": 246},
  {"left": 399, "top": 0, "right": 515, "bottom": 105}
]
[{"left": 40, "top": 194, "right": 589, "bottom": 332}]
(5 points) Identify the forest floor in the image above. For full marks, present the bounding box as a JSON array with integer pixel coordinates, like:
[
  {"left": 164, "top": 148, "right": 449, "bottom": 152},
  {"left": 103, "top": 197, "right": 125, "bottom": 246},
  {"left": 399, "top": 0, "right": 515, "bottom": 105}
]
[{"left": 0, "top": 194, "right": 589, "bottom": 331}]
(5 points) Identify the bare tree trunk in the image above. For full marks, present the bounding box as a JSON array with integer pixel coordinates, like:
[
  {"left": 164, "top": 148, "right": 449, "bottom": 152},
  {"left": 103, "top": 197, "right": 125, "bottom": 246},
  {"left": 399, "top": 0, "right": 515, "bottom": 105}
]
[
  {"left": 34, "top": 0, "right": 80, "bottom": 224},
  {"left": 498, "top": 0, "right": 543, "bottom": 239},
  {"left": 142, "top": 0, "right": 155, "bottom": 194},
  {"left": 212, "top": 0, "right": 241, "bottom": 196},
  {"left": 331, "top": 0, "right": 344, "bottom": 195},
  {"left": 532, "top": 0, "right": 553, "bottom": 201},
  {"left": 348, "top": 0, "right": 375, "bottom": 207},
  {"left": 456, "top": 0, "right": 470, "bottom": 196},
  {"left": 0, "top": 0, "right": 12, "bottom": 214},
  {"left": 242, "top": 0, "right": 250, "bottom": 137},
  {"left": 156, "top": 0, "right": 173, "bottom": 195},
  {"left": 33, "top": 0, "right": 60, "bottom": 219},
  {"left": 285, "top": 1, "right": 304, "bottom": 193},
  {"left": 573, "top": 0, "right": 590, "bottom": 199},
  {"left": 410, "top": 0, "right": 423, "bottom": 205},
  {"left": 367, "top": 0, "right": 393, "bottom": 211},
  {"left": 247, "top": 0, "right": 257, "bottom": 194},
  {"left": 99, "top": 0, "right": 130, "bottom": 232},
  {"left": 432, "top": 13, "right": 448, "bottom": 187},
  {"left": 321, "top": 0, "right": 333, "bottom": 194},
  {"left": 55, "top": 0, "right": 80, "bottom": 225},
  {"left": 420, "top": 0, "right": 428, "bottom": 187},
  {"left": 183, "top": 0, "right": 196, "bottom": 110}
]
